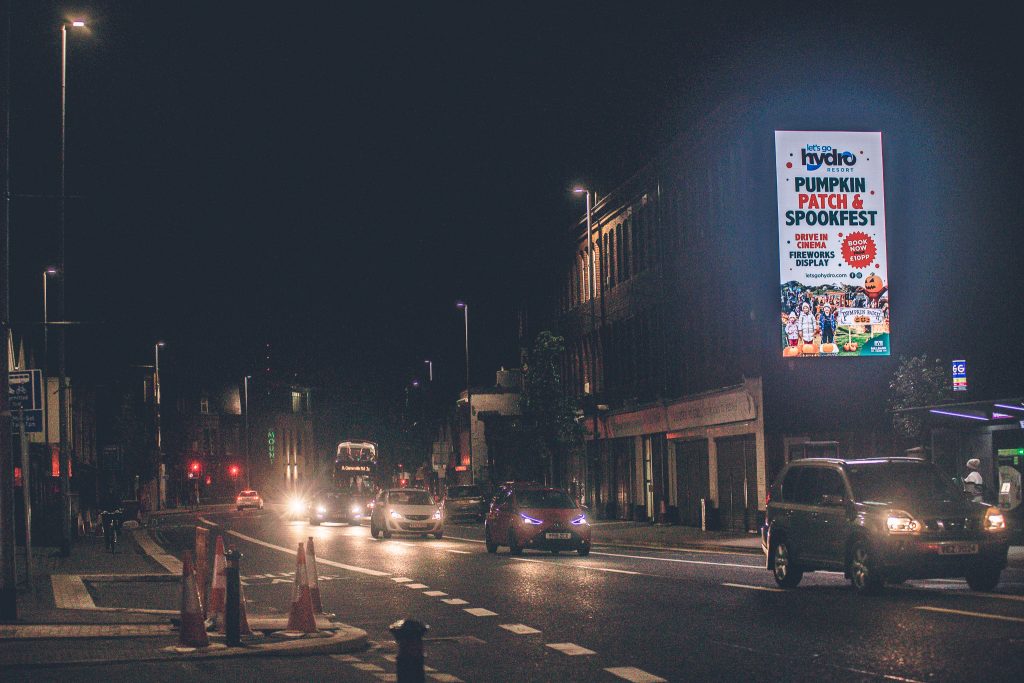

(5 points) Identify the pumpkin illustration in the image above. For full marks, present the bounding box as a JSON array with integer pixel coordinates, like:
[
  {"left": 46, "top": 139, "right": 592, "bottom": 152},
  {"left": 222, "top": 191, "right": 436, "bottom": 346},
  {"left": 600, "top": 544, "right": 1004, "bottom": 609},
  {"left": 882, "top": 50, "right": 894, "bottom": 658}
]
[
  {"left": 863, "top": 274, "right": 885, "bottom": 300},
  {"left": 820, "top": 343, "right": 837, "bottom": 354},
  {"left": 783, "top": 346, "right": 800, "bottom": 357},
  {"left": 843, "top": 342, "right": 859, "bottom": 352},
  {"left": 802, "top": 343, "right": 818, "bottom": 355}
]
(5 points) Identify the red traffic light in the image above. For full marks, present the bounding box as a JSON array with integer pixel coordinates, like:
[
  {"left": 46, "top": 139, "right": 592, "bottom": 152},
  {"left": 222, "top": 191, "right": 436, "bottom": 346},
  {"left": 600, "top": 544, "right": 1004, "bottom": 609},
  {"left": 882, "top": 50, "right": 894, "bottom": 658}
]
[
  {"left": 190, "top": 461, "right": 201, "bottom": 473},
  {"left": 229, "top": 465, "right": 240, "bottom": 478}
]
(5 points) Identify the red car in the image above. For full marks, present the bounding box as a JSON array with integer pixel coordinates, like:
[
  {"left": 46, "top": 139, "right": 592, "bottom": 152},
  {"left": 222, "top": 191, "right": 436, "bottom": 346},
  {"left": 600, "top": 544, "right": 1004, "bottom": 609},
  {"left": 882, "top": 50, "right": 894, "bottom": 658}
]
[{"left": 485, "top": 487, "right": 591, "bottom": 556}]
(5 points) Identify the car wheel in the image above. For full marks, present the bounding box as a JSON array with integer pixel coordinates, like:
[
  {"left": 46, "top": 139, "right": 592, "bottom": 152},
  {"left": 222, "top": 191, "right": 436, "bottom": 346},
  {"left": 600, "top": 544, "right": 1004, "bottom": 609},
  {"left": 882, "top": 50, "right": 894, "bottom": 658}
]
[
  {"left": 577, "top": 543, "right": 591, "bottom": 557},
  {"left": 433, "top": 532, "right": 443, "bottom": 539},
  {"left": 371, "top": 522, "right": 380, "bottom": 539},
  {"left": 382, "top": 526, "right": 392, "bottom": 539},
  {"left": 849, "top": 540, "right": 883, "bottom": 594},
  {"left": 965, "top": 565, "right": 1001, "bottom": 592},
  {"left": 485, "top": 525, "right": 498, "bottom": 554},
  {"left": 771, "top": 540, "right": 803, "bottom": 588},
  {"left": 507, "top": 529, "right": 523, "bottom": 555}
]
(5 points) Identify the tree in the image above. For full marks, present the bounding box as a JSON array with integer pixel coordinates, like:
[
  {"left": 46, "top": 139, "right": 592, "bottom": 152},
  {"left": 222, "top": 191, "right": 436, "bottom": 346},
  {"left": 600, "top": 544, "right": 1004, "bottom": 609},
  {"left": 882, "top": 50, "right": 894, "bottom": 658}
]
[
  {"left": 889, "top": 354, "right": 952, "bottom": 447},
  {"left": 523, "top": 331, "right": 583, "bottom": 486}
]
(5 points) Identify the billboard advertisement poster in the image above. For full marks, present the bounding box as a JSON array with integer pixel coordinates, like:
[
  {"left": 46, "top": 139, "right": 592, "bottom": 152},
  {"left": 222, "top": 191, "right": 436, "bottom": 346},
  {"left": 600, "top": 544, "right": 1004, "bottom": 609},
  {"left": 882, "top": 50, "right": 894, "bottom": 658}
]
[{"left": 776, "top": 131, "right": 889, "bottom": 357}]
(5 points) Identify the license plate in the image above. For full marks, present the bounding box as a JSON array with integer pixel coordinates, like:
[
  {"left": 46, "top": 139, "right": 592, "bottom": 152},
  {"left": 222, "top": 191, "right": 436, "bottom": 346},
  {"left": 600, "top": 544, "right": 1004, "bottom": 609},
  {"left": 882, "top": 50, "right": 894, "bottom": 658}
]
[
  {"left": 940, "top": 542, "right": 978, "bottom": 555},
  {"left": 545, "top": 532, "right": 571, "bottom": 540},
  {"left": 410, "top": 524, "right": 430, "bottom": 530}
]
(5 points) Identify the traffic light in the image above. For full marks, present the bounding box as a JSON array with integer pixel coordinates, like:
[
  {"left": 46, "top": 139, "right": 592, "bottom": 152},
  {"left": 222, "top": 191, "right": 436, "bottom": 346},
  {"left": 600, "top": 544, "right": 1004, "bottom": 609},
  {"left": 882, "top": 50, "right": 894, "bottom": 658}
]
[
  {"left": 188, "top": 461, "right": 202, "bottom": 479},
  {"left": 228, "top": 464, "right": 240, "bottom": 479}
]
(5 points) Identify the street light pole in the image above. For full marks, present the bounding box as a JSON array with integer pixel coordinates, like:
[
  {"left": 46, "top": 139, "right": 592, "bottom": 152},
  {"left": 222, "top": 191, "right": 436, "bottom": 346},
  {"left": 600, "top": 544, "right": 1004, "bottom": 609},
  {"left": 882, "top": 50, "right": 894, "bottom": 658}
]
[
  {"left": 42, "top": 267, "right": 57, "bottom": 447},
  {"left": 424, "top": 359, "right": 433, "bottom": 382},
  {"left": 244, "top": 375, "right": 251, "bottom": 489},
  {"left": 456, "top": 302, "right": 473, "bottom": 484},
  {"left": 574, "top": 187, "right": 599, "bottom": 504},
  {"left": 57, "top": 20, "right": 86, "bottom": 557},
  {"left": 154, "top": 341, "right": 165, "bottom": 509}
]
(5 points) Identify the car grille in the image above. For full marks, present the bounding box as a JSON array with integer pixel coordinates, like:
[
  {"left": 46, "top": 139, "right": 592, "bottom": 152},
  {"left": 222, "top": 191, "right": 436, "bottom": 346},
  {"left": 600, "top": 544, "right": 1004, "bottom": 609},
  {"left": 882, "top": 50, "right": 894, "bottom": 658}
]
[
  {"left": 923, "top": 517, "right": 974, "bottom": 533},
  {"left": 405, "top": 514, "right": 430, "bottom": 521}
]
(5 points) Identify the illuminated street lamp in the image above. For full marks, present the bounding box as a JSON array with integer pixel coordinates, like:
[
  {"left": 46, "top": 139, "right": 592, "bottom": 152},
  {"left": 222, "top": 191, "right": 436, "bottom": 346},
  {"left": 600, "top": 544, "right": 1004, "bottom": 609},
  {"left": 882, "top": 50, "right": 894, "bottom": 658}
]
[
  {"left": 57, "top": 18, "right": 87, "bottom": 557},
  {"left": 456, "top": 301, "right": 473, "bottom": 483}
]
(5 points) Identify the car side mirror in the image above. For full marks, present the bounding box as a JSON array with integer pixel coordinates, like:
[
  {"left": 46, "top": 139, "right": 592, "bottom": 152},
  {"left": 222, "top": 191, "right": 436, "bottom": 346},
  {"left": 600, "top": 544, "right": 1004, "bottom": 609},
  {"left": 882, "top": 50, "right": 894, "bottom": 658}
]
[{"left": 820, "top": 494, "right": 845, "bottom": 507}]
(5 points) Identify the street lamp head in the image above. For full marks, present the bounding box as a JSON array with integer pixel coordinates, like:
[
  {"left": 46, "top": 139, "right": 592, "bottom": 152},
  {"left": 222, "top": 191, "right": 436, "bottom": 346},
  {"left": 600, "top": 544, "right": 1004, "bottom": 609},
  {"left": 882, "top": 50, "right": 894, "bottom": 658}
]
[
  {"left": 45, "top": 266, "right": 60, "bottom": 276},
  {"left": 411, "top": 380, "right": 420, "bottom": 388},
  {"left": 573, "top": 187, "right": 587, "bottom": 194},
  {"left": 155, "top": 340, "right": 166, "bottom": 348},
  {"left": 455, "top": 300, "right": 466, "bottom": 309},
  {"left": 71, "top": 20, "right": 86, "bottom": 27}
]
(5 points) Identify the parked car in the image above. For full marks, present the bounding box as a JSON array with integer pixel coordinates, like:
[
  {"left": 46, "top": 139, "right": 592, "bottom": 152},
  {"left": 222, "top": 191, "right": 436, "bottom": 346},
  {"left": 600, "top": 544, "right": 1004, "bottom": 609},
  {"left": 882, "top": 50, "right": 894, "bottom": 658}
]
[
  {"left": 309, "top": 489, "right": 367, "bottom": 526},
  {"left": 370, "top": 488, "right": 444, "bottom": 539},
  {"left": 442, "top": 484, "right": 490, "bottom": 522},
  {"left": 235, "top": 489, "right": 263, "bottom": 511},
  {"left": 485, "top": 486, "right": 591, "bottom": 556},
  {"left": 762, "top": 457, "right": 1009, "bottom": 594}
]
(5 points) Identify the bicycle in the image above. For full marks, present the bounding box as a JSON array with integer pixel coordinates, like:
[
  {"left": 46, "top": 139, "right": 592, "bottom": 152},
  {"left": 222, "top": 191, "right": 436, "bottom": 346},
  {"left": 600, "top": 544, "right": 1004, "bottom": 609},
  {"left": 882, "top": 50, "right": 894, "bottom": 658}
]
[{"left": 100, "top": 508, "right": 124, "bottom": 553}]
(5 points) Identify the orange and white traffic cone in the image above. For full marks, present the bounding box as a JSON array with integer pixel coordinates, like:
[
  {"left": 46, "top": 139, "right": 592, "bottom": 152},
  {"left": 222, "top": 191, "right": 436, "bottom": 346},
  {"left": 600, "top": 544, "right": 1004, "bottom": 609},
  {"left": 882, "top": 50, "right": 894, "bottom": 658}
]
[
  {"left": 306, "top": 537, "right": 323, "bottom": 613},
  {"left": 285, "top": 542, "right": 317, "bottom": 634},
  {"left": 178, "top": 551, "right": 210, "bottom": 648},
  {"left": 208, "top": 536, "right": 227, "bottom": 629}
]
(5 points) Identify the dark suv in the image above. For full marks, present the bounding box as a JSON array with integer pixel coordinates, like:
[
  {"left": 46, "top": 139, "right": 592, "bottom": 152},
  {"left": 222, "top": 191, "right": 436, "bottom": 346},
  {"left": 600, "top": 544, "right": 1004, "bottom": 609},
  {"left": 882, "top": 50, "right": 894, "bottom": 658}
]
[{"left": 762, "top": 457, "right": 1009, "bottom": 593}]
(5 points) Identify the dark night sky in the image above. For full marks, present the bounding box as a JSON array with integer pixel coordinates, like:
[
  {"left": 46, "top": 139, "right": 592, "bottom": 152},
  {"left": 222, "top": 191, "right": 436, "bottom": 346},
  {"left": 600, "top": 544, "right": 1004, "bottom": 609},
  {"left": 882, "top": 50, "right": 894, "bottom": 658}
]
[{"left": 6, "top": 2, "right": 1024, "bottom": 440}]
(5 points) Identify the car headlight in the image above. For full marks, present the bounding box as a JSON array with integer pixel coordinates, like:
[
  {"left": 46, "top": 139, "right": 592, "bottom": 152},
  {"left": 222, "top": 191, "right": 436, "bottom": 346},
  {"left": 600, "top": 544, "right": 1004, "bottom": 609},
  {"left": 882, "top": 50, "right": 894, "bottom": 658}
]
[
  {"left": 316, "top": 505, "right": 326, "bottom": 514},
  {"left": 571, "top": 515, "right": 588, "bottom": 526},
  {"left": 390, "top": 510, "right": 402, "bottom": 519},
  {"left": 520, "top": 513, "right": 543, "bottom": 525},
  {"left": 433, "top": 508, "right": 442, "bottom": 520},
  {"left": 288, "top": 498, "right": 307, "bottom": 515},
  {"left": 351, "top": 505, "right": 362, "bottom": 514},
  {"left": 984, "top": 507, "right": 1006, "bottom": 531},
  {"left": 885, "top": 511, "right": 920, "bottom": 533}
]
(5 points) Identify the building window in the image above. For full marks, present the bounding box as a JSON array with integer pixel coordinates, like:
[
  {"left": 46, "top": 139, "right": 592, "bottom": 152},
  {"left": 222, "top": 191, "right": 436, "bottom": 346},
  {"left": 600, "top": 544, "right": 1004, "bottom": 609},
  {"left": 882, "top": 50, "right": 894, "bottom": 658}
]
[
  {"left": 291, "top": 391, "right": 302, "bottom": 414},
  {"left": 200, "top": 398, "right": 209, "bottom": 414}
]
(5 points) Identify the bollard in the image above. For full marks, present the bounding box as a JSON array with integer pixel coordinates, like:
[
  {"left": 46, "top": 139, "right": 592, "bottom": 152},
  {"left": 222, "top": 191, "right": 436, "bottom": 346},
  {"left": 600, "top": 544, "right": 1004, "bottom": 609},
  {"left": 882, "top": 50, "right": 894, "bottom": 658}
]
[
  {"left": 389, "top": 618, "right": 429, "bottom": 683},
  {"left": 225, "top": 547, "right": 242, "bottom": 646}
]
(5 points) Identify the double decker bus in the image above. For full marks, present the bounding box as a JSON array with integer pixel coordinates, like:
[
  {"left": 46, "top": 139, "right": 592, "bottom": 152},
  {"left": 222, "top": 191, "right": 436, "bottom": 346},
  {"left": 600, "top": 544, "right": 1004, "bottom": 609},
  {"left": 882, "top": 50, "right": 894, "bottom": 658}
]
[{"left": 334, "top": 440, "right": 380, "bottom": 495}]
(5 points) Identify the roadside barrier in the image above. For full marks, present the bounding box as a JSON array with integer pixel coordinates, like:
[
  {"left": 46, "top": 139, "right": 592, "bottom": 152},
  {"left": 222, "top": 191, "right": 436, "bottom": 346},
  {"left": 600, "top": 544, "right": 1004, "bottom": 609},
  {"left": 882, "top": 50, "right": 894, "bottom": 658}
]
[
  {"left": 285, "top": 542, "right": 318, "bottom": 634},
  {"left": 306, "top": 536, "right": 323, "bottom": 613},
  {"left": 390, "top": 618, "right": 429, "bottom": 683},
  {"left": 178, "top": 551, "right": 210, "bottom": 648},
  {"left": 223, "top": 546, "right": 252, "bottom": 643}
]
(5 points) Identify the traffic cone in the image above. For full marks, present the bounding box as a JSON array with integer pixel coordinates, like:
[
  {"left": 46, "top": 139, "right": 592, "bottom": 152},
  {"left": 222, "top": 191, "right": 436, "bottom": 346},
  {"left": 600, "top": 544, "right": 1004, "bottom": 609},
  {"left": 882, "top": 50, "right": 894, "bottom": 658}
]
[
  {"left": 208, "top": 536, "right": 227, "bottom": 629},
  {"left": 306, "top": 537, "right": 323, "bottom": 613},
  {"left": 285, "top": 542, "right": 317, "bottom": 633},
  {"left": 178, "top": 551, "right": 210, "bottom": 648}
]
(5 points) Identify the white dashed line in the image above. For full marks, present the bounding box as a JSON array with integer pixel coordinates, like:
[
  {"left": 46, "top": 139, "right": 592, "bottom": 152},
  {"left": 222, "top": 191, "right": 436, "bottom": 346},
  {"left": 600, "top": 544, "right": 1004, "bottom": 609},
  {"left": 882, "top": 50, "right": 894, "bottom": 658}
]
[
  {"left": 722, "top": 582, "right": 785, "bottom": 592},
  {"left": 391, "top": 577, "right": 413, "bottom": 583},
  {"left": 330, "top": 654, "right": 361, "bottom": 662},
  {"left": 464, "top": 607, "right": 498, "bottom": 617},
  {"left": 914, "top": 606, "right": 1024, "bottom": 623},
  {"left": 546, "top": 642, "right": 596, "bottom": 656},
  {"left": 374, "top": 674, "right": 397, "bottom": 682},
  {"left": 405, "top": 583, "right": 429, "bottom": 589},
  {"left": 605, "top": 666, "right": 668, "bottom": 682},
  {"left": 423, "top": 590, "right": 448, "bottom": 597},
  {"left": 445, "top": 549, "right": 471, "bottom": 554},
  {"left": 500, "top": 623, "right": 541, "bottom": 635},
  {"left": 442, "top": 598, "right": 469, "bottom": 605},
  {"left": 593, "top": 567, "right": 645, "bottom": 575},
  {"left": 429, "top": 674, "right": 463, "bottom": 682},
  {"left": 352, "top": 662, "right": 385, "bottom": 671}
]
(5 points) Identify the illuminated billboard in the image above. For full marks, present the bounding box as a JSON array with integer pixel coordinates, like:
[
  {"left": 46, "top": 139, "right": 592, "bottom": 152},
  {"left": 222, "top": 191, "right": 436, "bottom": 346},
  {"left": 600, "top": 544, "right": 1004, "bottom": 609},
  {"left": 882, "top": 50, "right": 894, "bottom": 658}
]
[{"left": 776, "top": 131, "right": 889, "bottom": 357}]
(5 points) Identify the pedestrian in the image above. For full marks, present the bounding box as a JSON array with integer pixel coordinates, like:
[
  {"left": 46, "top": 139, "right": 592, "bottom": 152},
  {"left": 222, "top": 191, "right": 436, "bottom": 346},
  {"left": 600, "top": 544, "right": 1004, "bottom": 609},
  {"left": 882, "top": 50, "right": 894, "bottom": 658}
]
[
  {"left": 785, "top": 312, "right": 800, "bottom": 347},
  {"left": 797, "top": 302, "right": 817, "bottom": 347},
  {"left": 818, "top": 304, "right": 837, "bottom": 345},
  {"left": 963, "top": 458, "right": 985, "bottom": 503}
]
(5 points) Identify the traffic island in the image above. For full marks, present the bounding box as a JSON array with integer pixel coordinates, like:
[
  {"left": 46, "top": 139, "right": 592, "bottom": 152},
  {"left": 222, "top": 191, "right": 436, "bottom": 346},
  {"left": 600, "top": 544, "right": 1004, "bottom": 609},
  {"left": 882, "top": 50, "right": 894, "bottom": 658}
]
[{"left": 161, "top": 623, "right": 367, "bottom": 659}]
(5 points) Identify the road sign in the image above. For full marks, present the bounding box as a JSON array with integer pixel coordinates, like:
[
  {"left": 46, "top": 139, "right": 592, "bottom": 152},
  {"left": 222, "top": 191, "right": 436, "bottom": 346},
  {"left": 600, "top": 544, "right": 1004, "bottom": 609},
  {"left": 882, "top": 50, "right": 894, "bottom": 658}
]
[
  {"left": 952, "top": 360, "right": 967, "bottom": 392},
  {"left": 8, "top": 369, "right": 43, "bottom": 410},
  {"left": 17, "top": 410, "right": 43, "bottom": 433}
]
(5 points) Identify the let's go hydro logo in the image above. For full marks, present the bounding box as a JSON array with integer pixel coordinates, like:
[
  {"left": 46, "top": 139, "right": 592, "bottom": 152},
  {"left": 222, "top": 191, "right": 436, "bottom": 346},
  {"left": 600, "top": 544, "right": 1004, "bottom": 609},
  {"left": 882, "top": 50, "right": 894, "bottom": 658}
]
[{"left": 800, "top": 144, "right": 856, "bottom": 172}]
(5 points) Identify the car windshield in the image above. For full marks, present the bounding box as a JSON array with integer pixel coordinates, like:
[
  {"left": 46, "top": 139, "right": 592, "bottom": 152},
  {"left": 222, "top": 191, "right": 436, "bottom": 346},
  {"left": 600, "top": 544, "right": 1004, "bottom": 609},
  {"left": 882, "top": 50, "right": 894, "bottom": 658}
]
[
  {"left": 845, "top": 461, "right": 964, "bottom": 505},
  {"left": 389, "top": 491, "right": 433, "bottom": 505},
  {"left": 517, "top": 490, "right": 577, "bottom": 509},
  {"left": 240, "top": 491, "right": 256, "bottom": 496},
  {"left": 448, "top": 486, "right": 483, "bottom": 498}
]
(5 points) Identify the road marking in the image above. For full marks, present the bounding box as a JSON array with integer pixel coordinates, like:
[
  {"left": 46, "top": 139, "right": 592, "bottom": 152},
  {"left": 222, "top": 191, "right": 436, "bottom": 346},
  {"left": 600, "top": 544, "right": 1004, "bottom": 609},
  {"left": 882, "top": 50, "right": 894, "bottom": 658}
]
[
  {"left": 132, "top": 529, "right": 183, "bottom": 574},
  {"left": 51, "top": 575, "right": 96, "bottom": 610},
  {"left": 442, "top": 598, "right": 469, "bottom": 605},
  {"left": 722, "top": 582, "right": 785, "bottom": 593},
  {"left": 423, "top": 590, "right": 448, "bottom": 597},
  {"left": 392, "top": 577, "right": 413, "bottom": 582},
  {"left": 0, "top": 624, "right": 176, "bottom": 640},
  {"left": 593, "top": 567, "right": 645, "bottom": 575},
  {"left": 445, "top": 549, "right": 471, "bottom": 554},
  {"left": 225, "top": 529, "right": 390, "bottom": 576},
  {"left": 406, "top": 583, "right": 429, "bottom": 589},
  {"left": 592, "top": 550, "right": 760, "bottom": 570},
  {"left": 898, "top": 585, "right": 1024, "bottom": 603},
  {"left": 464, "top": 607, "right": 497, "bottom": 617},
  {"left": 605, "top": 667, "right": 668, "bottom": 683},
  {"left": 546, "top": 642, "right": 596, "bottom": 656},
  {"left": 500, "top": 623, "right": 541, "bottom": 635},
  {"left": 352, "top": 662, "right": 384, "bottom": 671},
  {"left": 197, "top": 516, "right": 220, "bottom": 527},
  {"left": 330, "top": 654, "right": 361, "bottom": 662},
  {"left": 914, "top": 606, "right": 1024, "bottom": 623},
  {"left": 374, "top": 674, "right": 397, "bottom": 682},
  {"left": 429, "top": 675, "right": 463, "bottom": 682}
]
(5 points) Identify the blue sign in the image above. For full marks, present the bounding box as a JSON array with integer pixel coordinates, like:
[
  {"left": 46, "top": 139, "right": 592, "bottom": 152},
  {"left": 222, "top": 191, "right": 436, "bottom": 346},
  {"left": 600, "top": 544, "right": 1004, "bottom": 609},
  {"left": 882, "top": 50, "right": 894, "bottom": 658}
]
[
  {"left": 8, "top": 370, "right": 45, "bottom": 433},
  {"left": 952, "top": 359, "right": 967, "bottom": 392}
]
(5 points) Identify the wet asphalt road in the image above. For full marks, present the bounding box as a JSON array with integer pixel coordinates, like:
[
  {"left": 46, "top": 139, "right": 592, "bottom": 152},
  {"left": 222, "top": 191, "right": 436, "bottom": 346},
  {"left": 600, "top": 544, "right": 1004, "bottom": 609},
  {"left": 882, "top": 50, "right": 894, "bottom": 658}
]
[{"left": 136, "top": 507, "right": 1024, "bottom": 682}]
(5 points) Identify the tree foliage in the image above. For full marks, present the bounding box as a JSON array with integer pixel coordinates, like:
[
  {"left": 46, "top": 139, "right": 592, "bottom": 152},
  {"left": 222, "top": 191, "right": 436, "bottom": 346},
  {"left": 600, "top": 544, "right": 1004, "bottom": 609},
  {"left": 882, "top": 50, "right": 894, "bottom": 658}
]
[
  {"left": 889, "top": 354, "right": 952, "bottom": 442},
  {"left": 523, "top": 331, "right": 583, "bottom": 483}
]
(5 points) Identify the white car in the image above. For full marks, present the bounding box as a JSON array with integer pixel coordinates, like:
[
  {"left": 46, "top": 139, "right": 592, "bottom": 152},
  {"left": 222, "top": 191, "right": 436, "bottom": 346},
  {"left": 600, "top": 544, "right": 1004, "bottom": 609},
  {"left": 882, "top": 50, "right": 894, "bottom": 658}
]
[
  {"left": 236, "top": 489, "right": 264, "bottom": 510},
  {"left": 370, "top": 488, "right": 443, "bottom": 539}
]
